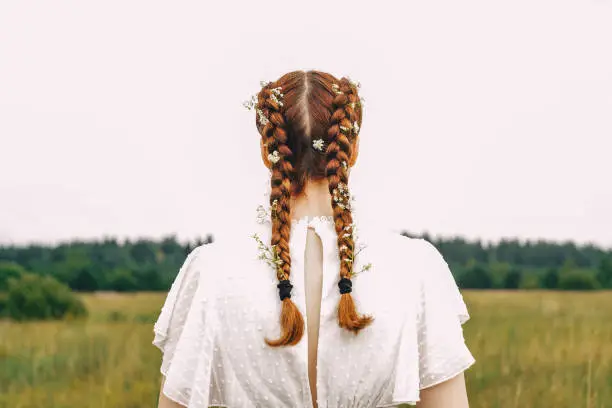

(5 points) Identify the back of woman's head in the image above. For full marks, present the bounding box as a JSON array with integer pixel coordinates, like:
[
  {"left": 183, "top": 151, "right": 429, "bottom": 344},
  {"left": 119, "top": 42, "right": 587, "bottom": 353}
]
[{"left": 247, "top": 70, "right": 373, "bottom": 347}]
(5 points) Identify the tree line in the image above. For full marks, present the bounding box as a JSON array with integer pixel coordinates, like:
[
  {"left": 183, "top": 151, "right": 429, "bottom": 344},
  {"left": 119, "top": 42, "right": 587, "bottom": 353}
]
[
  {"left": 401, "top": 232, "right": 612, "bottom": 290},
  {"left": 1, "top": 232, "right": 611, "bottom": 293},
  {"left": 0, "top": 235, "right": 213, "bottom": 293}
]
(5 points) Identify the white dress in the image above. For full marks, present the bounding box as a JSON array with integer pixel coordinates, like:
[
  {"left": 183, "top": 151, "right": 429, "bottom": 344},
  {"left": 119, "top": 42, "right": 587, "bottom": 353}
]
[{"left": 153, "top": 211, "right": 475, "bottom": 408}]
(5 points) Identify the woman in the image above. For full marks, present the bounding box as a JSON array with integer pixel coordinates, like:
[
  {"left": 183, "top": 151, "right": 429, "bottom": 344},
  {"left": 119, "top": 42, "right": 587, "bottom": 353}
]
[{"left": 153, "top": 70, "right": 475, "bottom": 407}]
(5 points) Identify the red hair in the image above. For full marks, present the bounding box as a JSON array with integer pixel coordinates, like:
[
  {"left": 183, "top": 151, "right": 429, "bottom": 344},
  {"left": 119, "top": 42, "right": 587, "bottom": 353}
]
[{"left": 253, "top": 71, "right": 373, "bottom": 347}]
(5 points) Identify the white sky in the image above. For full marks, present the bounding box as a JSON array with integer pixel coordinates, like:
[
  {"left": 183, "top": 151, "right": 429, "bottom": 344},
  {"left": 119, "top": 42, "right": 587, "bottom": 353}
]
[{"left": 1, "top": 0, "right": 611, "bottom": 247}]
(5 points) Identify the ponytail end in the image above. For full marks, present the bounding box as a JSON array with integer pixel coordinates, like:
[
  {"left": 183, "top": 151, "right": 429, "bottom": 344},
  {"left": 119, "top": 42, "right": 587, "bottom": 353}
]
[
  {"left": 338, "top": 293, "right": 374, "bottom": 334},
  {"left": 265, "top": 298, "right": 305, "bottom": 347}
]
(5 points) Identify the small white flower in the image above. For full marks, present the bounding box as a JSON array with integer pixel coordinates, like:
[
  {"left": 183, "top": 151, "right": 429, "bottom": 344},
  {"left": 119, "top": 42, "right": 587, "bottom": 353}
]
[
  {"left": 256, "top": 109, "right": 269, "bottom": 126},
  {"left": 269, "top": 93, "right": 283, "bottom": 107},
  {"left": 260, "top": 80, "right": 270, "bottom": 88},
  {"left": 312, "top": 139, "right": 325, "bottom": 151},
  {"left": 256, "top": 205, "right": 269, "bottom": 224},
  {"left": 339, "top": 125, "right": 349, "bottom": 133},
  {"left": 270, "top": 87, "right": 284, "bottom": 107},
  {"left": 267, "top": 150, "right": 280, "bottom": 164},
  {"left": 354, "top": 262, "right": 372, "bottom": 276},
  {"left": 353, "top": 122, "right": 360, "bottom": 134},
  {"left": 243, "top": 95, "right": 258, "bottom": 110},
  {"left": 252, "top": 233, "right": 284, "bottom": 276},
  {"left": 348, "top": 78, "right": 361, "bottom": 89},
  {"left": 342, "top": 161, "right": 348, "bottom": 169},
  {"left": 331, "top": 83, "right": 343, "bottom": 95},
  {"left": 340, "top": 245, "right": 348, "bottom": 252},
  {"left": 271, "top": 199, "right": 279, "bottom": 218}
]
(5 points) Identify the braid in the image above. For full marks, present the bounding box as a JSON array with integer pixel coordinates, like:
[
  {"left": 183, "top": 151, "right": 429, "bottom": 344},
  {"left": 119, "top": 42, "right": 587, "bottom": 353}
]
[
  {"left": 258, "top": 83, "right": 305, "bottom": 347},
  {"left": 325, "top": 78, "right": 374, "bottom": 333}
]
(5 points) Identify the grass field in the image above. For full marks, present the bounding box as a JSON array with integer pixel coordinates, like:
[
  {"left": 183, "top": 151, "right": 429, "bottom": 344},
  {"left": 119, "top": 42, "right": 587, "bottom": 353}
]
[{"left": 1, "top": 291, "right": 611, "bottom": 408}]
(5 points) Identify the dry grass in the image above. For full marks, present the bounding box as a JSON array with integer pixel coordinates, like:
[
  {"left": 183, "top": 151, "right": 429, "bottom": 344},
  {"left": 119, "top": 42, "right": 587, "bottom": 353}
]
[
  {"left": 0, "top": 291, "right": 611, "bottom": 408},
  {"left": 462, "top": 291, "right": 612, "bottom": 408}
]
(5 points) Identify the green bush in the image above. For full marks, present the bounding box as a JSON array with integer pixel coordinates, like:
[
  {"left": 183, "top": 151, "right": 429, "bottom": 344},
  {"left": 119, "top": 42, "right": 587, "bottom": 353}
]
[
  {"left": 105, "top": 268, "right": 138, "bottom": 292},
  {"left": 5, "top": 273, "right": 88, "bottom": 321},
  {"left": 558, "top": 271, "right": 600, "bottom": 291},
  {"left": 504, "top": 269, "right": 522, "bottom": 289},
  {"left": 542, "top": 268, "right": 559, "bottom": 289},
  {"left": 0, "top": 261, "right": 26, "bottom": 291},
  {"left": 519, "top": 274, "right": 541, "bottom": 290}
]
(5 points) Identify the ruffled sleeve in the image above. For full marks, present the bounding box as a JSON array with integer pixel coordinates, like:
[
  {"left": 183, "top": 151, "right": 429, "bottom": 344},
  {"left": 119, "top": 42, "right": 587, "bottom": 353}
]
[
  {"left": 153, "top": 246, "right": 202, "bottom": 371},
  {"left": 153, "top": 245, "right": 217, "bottom": 407},
  {"left": 416, "top": 239, "right": 475, "bottom": 389}
]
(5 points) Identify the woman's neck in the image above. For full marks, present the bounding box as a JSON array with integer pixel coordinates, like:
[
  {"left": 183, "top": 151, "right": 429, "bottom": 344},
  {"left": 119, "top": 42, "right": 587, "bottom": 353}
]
[{"left": 290, "top": 179, "right": 334, "bottom": 220}]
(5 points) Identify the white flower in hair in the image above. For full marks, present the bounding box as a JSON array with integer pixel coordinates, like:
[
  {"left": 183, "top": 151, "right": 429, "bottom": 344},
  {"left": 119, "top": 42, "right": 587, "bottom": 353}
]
[
  {"left": 269, "top": 87, "right": 284, "bottom": 107},
  {"left": 312, "top": 139, "right": 325, "bottom": 151},
  {"left": 256, "top": 205, "right": 269, "bottom": 224},
  {"left": 257, "top": 109, "right": 269, "bottom": 126},
  {"left": 260, "top": 80, "right": 270, "bottom": 88},
  {"left": 348, "top": 77, "right": 361, "bottom": 89},
  {"left": 268, "top": 150, "right": 281, "bottom": 164},
  {"left": 353, "top": 121, "right": 360, "bottom": 134},
  {"left": 243, "top": 96, "right": 256, "bottom": 110},
  {"left": 251, "top": 232, "right": 284, "bottom": 276}
]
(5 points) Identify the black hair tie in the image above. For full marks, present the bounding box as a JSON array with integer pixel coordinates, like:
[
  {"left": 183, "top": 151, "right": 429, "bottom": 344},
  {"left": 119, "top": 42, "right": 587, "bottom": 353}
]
[
  {"left": 277, "top": 279, "right": 293, "bottom": 300},
  {"left": 338, "top": 277, "right": 352, "bottom": 294}
]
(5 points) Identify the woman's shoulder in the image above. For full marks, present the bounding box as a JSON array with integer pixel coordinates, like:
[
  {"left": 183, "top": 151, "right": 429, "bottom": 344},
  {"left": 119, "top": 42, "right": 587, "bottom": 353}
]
[
  {"left": 185, "top": 227, "right": 275, "bottom": 288},
  {"left": 361, "top": 227, "right": 446, "bottom": 276}
]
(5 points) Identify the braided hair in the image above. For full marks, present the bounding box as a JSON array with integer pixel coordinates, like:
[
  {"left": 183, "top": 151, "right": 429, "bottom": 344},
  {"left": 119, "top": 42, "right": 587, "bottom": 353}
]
[
  {"left": 324, "top": 78, "right": 373, "bottom": 332},
  {"left": 251, "top": 71, "right": 373, "bottom": 347}
]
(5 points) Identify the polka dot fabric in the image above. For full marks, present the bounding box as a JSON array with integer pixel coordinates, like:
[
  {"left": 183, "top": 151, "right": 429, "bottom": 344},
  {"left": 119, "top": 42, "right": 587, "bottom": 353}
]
[{"left": 153, "top": 216, "right": 475, "bottom": 407}]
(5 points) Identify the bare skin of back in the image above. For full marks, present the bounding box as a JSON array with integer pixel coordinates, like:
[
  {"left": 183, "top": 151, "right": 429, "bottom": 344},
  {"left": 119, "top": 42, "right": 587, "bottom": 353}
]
[{"left": 304, "top": 226, "right": 324, "bottom": 407}]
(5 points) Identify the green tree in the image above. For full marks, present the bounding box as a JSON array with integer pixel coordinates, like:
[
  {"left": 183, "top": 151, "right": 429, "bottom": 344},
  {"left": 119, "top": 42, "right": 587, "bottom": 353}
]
[
  {"left": 542, "top": 267, "right": 559, "bottom": 289},
  {"left": 130, "top": 241, "right": 157, "bottom": 265},
  {"left": 70, "top": 268, "right": 99, "bottom": 291},
  {"left": 558, "top": 271, "right": 599, "bottom": 290},
  {"left": 458, "top": 265, "right": 493, "bottom": 289},
  {"left": 106, "top": 268, "right": 138, "bottom": 292},
  {"left": 596, "top": 257, "right": 612, "bottom": 289},
  {"left": 519, "top": 274, "right": 541, "bottom": 290},
  {"left": 504, "top": 268, "right": 522, "bottom": 289}
]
